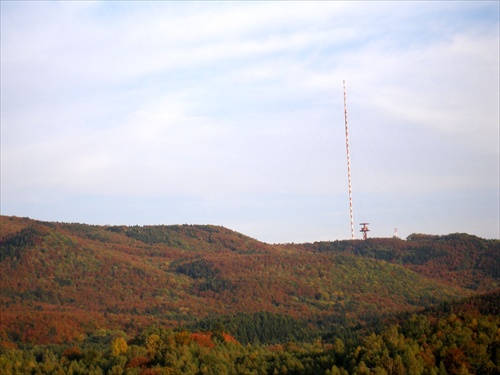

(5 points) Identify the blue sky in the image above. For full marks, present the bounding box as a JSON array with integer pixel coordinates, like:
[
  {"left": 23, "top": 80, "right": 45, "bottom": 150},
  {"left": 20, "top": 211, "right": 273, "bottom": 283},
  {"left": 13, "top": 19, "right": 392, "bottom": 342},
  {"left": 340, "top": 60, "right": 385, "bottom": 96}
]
[{"left": 1, "top": 1, "right": 498, "bottom": 243}]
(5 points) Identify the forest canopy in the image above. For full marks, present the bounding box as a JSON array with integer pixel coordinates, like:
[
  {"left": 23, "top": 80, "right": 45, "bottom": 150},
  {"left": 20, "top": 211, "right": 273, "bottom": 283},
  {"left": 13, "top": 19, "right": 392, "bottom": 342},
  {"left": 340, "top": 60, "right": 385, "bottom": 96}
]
[{"left": 1, "top": 216, "right": 499, "bottom": 374}]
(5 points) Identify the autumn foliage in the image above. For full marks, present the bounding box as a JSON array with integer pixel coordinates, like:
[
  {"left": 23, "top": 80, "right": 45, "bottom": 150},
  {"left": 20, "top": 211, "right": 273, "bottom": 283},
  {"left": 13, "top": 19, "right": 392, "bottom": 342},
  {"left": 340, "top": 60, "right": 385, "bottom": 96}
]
[{"left": 0, "top": 215, "right": 499, "bottom": 373}]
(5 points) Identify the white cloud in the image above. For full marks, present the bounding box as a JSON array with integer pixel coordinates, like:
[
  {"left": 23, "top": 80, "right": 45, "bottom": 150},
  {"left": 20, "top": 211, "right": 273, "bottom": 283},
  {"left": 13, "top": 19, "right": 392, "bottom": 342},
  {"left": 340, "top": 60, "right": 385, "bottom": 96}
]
[{"left": 1, "top": 1, "right": 498, "bottom": 241}]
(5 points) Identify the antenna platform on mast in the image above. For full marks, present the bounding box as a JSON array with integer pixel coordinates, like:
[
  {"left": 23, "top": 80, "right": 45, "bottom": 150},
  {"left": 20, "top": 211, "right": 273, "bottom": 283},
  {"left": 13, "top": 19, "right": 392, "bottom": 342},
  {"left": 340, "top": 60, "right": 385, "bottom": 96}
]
[{"left": 360, "top": 223, "right": 370, "bottom": 240}]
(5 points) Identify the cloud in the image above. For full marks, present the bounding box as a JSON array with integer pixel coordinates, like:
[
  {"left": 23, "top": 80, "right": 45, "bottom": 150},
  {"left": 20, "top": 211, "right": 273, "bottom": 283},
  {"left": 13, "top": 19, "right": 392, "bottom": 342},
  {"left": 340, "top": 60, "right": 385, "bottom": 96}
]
[{"left": 1, "top": 1, "right": 498, "bottom": 241}]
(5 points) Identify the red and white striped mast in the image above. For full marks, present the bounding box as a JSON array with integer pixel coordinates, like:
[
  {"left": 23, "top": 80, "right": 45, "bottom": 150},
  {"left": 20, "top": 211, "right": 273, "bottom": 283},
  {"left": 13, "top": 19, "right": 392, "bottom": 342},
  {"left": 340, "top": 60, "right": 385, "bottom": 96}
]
[{"left": 343, "top": 80, "right": 355, "bottom": 239}]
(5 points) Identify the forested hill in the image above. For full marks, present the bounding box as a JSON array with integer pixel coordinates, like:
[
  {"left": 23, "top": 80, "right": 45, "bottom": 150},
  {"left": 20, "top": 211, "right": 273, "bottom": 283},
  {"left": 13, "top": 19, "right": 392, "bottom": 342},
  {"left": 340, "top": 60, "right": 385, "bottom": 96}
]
[
  {"left": 0, "top": 215, "right": 498, "bottom": 346},
  {"left": 300, "top": 233, "right": 499, "bottom": 291}
]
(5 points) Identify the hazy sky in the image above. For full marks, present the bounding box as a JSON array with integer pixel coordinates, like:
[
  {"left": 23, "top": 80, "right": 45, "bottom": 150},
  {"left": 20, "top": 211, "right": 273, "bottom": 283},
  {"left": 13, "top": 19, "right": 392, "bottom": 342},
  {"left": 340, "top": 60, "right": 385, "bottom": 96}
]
[{"left": 1, "top": 1, "right": 499, "bottom": 243}]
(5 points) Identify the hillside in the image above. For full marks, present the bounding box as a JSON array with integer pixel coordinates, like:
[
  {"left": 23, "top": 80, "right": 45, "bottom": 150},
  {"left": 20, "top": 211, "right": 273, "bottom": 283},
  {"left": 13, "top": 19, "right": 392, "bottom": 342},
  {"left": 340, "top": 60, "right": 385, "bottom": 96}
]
[
  {"left": 0, "top": 215, "right": 498, "bottom": 346},
  {"left": 301, "top": 233, "right": 499, "bottom": 291},
  {"left": 1, "top": 292, "right": 499, "bottom": 375}
]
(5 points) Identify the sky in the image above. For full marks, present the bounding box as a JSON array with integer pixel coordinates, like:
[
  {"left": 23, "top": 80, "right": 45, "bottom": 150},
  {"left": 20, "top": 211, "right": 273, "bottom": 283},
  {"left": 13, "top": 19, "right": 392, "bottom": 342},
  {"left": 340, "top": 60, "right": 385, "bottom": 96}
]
[{"left": 1, "top": 1, "right": 499, "bottom": 243}]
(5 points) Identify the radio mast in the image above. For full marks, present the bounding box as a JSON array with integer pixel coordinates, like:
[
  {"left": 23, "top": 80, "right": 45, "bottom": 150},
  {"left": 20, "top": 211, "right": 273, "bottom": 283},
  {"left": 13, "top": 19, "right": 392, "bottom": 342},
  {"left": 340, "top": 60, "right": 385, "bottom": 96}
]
[{"left": 343, "top": 80, "right": 355, "bottom": 240}]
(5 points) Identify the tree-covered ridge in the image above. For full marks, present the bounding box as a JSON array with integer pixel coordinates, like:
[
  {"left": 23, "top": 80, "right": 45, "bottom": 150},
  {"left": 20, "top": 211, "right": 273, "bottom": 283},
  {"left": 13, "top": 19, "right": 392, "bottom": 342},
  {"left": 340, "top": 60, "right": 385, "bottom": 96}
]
[
  {"left": 0, "top": 215, "right": 498, "bottom": 348},
  {"left": 1, "top": 292, "right": 498, "bottom": 374},
  {"left": 105, "top": 224, "right": 273, "bottom": 254},
  {"left": 303, "top": 233, "right": 499, "bottom": 291},
  {"left": 0, "top": 225, "right": 46, "bottom": 261}
]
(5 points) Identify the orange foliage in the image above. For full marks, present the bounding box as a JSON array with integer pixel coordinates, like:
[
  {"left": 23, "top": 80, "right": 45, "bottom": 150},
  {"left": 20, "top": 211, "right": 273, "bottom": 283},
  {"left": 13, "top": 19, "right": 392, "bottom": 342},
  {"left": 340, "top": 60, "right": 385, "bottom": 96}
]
[
  {"left": 222, "top": 332, "right": 238, "bottom": 344},
  {"left": 127, "top": 356, "right": 151, "bottom": 369},
  {"left": 191, "top": 332, "right": 215, "bottom": 348}
]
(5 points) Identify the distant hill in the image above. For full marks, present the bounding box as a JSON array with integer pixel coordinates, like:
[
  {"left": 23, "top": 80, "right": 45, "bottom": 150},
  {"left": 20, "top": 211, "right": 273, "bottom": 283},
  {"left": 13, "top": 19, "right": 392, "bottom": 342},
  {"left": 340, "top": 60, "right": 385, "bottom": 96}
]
[
  {"left": 1, "top": 215, "right": 498, "bottom": 345},
  {"left": 301, "top": 233, "right": 499, "bottom": 291}
]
